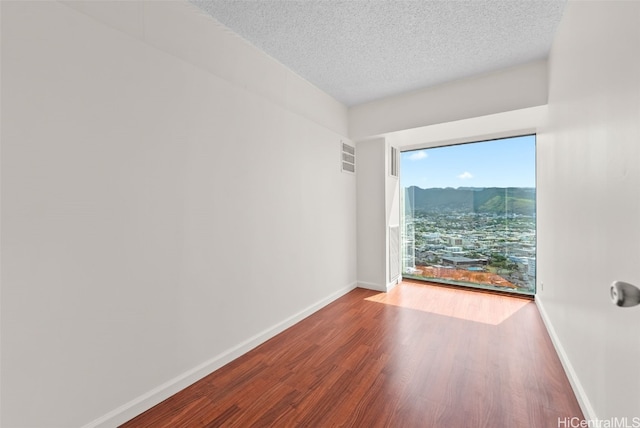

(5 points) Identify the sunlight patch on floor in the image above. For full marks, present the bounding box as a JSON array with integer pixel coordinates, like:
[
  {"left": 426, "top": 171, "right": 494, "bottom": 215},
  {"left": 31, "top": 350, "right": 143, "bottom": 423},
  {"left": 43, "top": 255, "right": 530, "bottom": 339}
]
[{"left": 365, "top": 281, "right": 531, "bottom": 325}]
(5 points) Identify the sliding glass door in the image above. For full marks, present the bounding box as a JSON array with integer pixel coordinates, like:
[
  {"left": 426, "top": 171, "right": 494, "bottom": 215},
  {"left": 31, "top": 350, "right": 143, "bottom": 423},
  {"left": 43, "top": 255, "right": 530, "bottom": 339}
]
[{"left": 401, "top": 135, "right": 536, "bottom": 295}]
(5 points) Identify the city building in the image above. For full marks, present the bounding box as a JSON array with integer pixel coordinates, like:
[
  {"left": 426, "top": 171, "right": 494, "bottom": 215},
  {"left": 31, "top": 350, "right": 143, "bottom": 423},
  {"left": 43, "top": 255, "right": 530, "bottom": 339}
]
[
  {"left": 441, "top": 256, "right": 489, "bottom": 269},
  {"left": 446, "top": 236, "right": 464, "bottom": 246}
]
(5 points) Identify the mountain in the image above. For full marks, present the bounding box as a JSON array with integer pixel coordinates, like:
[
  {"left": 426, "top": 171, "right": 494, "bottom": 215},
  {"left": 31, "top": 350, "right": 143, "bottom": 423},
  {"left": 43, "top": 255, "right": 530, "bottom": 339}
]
[{"left": 404, "top": 186, "right": 535, "bottom": 215}]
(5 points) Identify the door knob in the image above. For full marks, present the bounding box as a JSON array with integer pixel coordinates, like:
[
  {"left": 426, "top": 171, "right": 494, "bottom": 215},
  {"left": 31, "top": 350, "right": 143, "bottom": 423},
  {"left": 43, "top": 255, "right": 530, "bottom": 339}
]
[{"left": 610, "top": 281, "right": 640, "bottom": 307}]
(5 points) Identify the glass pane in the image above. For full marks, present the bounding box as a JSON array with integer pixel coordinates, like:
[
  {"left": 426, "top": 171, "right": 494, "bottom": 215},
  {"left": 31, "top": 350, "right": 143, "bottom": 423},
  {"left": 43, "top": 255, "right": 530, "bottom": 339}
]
[{"left": 400, "top": 135, "right": 536, "bottom": 295}]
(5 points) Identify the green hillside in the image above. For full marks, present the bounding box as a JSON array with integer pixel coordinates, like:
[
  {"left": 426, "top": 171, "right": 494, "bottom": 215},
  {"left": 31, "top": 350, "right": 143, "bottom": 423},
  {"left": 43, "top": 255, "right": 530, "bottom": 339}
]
[{"left": 404, "top": 187, "right": 536, "bottom": 215}]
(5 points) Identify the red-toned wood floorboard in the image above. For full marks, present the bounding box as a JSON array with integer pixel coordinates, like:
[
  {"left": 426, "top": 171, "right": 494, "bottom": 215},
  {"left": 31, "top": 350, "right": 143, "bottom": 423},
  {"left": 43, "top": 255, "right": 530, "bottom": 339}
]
[{"left": 120, "top": 280, "right": 583, "bottom": 427}]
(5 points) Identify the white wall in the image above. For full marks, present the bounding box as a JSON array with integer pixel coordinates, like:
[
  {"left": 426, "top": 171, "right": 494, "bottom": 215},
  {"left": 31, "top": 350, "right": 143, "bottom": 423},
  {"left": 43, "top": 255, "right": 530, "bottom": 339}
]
[
  {"left": 385, "top": 106, "right": 547, "bottom": 151},
  {"left": 349, "top": 59, "right": 548, "bottom": 141},
  {"left": 356, "top": 138, "right": 401, "bottom": 292},
  {"left": 0, "top": 1, "right": 356, "bottom": 427},
  {"left": 356, "top": 139, "right": 386, "bottom": 291},
  {"left": 537, "top": 0, "right": 640, "bottom": 420}
]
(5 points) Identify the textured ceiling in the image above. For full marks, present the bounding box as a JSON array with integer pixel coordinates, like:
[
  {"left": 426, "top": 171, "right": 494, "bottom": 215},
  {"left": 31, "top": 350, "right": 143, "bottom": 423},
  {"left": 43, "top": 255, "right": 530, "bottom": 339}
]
[{"left": 189, "top": 0, "right": 566, "bottom": 107}]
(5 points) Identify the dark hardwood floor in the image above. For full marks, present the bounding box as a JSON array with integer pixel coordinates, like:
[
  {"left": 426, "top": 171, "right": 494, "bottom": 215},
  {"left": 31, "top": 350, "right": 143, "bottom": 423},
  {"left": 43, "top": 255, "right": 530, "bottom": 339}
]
[{"left": 121, "top": 280, "right": 583, "bottom": 427}]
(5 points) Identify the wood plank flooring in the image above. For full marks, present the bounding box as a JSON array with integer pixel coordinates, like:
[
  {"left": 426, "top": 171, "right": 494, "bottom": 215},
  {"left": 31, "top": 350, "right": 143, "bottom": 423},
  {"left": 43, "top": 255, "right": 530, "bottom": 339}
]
[{"left": 121, "top": 280, "right": 583, "bottom": 427}]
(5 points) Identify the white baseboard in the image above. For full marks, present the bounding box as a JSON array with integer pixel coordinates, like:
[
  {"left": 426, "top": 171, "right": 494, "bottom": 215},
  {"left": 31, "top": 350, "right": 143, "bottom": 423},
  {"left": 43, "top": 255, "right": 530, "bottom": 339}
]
[
  {"left": 357, "top": 281, "right": 386, "bottom": 292},
  {"left": 535, "top": 296, "right": 597, "bottom": 421},
  {"left": 82, "top": 281, "right": 358, "bottom": 428},
  {"left": 386, "top": 276, "right": 401, "bottom": 292}
]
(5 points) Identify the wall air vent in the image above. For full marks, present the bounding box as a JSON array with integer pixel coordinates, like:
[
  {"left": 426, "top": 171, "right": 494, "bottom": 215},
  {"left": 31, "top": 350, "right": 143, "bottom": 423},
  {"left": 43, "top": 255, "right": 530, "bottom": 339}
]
[
  {"left": 390, "top": 146, "right": 399, "bottom": 177},
  {"left": 341, "top": 142, "right": 356, "bottom": 174}
]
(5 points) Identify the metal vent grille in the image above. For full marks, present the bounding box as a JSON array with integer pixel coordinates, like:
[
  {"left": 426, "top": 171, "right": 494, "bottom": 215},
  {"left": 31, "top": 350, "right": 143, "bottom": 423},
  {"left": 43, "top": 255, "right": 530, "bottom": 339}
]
[
  {"left": 390, "top": 146, "right": 399, "bottom": 177},
  {"left": 389, "top": 225, "right": 401, "bottom": 281},
  {"left": 341, "top": 142, "right": 356, "bottom": 174}
]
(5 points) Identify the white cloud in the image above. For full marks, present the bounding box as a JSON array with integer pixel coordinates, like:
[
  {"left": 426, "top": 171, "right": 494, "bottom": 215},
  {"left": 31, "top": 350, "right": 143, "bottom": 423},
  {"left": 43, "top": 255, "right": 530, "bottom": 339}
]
[
  {"left": 407, "top": 150, "right": 427, "bottom": 161},
  {"left": 458, "top": 171, "right": 473, "bottom": 180}
]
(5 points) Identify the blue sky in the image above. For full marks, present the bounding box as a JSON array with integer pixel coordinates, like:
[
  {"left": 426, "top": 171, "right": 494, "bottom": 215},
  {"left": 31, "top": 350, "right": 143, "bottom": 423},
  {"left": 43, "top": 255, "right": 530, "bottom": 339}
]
[{"left": 400, "top": 135, "right": 536, "bottom": 189}]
